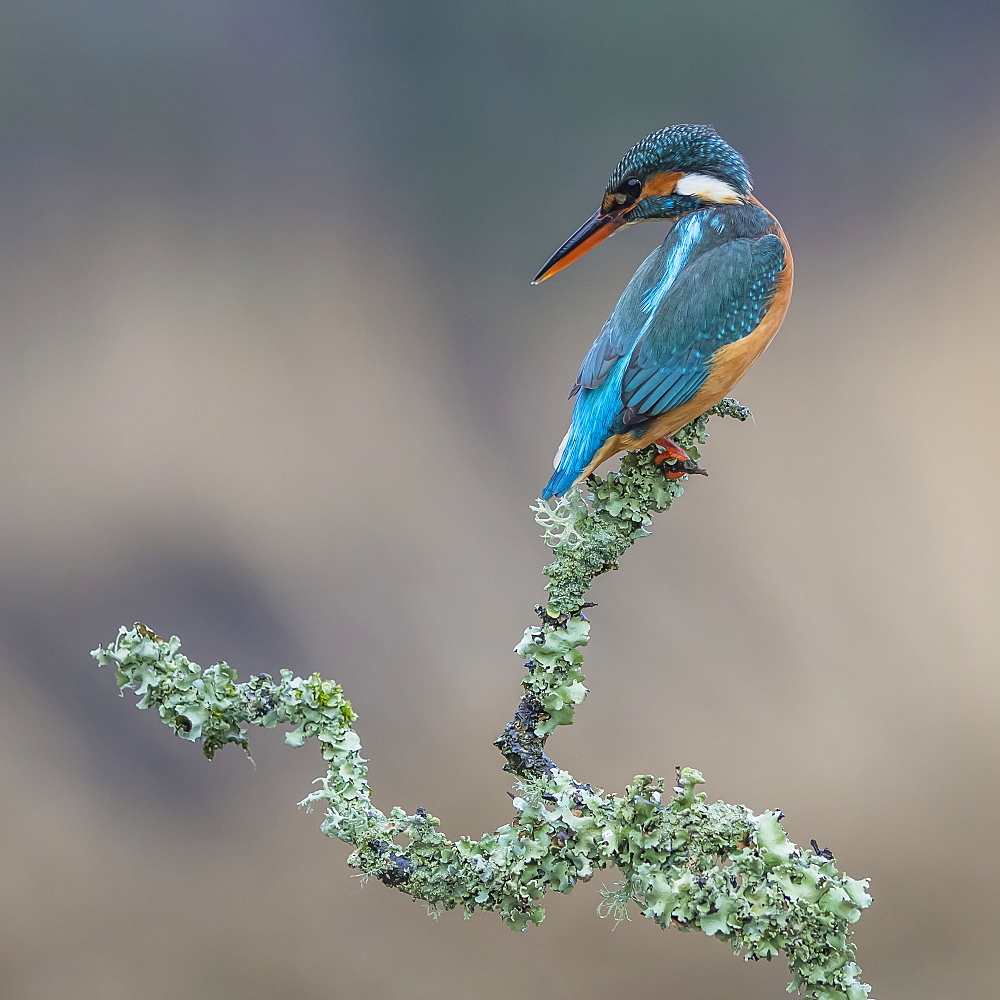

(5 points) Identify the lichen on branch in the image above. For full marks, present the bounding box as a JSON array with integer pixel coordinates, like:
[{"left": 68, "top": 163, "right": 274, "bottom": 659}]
[{"left": 92, "top": 400, "right": 873, "bottom": 1000}]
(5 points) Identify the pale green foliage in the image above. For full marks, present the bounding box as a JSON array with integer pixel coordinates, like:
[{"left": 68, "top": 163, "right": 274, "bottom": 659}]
[{"left": 92, "top": 401, "right": 872, "bottom": 1000}]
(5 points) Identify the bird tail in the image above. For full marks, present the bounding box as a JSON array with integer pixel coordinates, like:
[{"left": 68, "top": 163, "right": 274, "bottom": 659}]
[
  {"left": 542, "top": 423, "right": 602, "bottom": 498},
  {"left": 541, "top": 462, "right": 583, "bottom": 500},
  {"left": 541, "top": 358, "right": 629, "bottom": 500}
]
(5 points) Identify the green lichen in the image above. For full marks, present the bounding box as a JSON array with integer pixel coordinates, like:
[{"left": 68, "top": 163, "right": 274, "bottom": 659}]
[
  {"left": 514, "top": 614, "right": 590, "bottom": 733},
  {"left": 92, "top": 399, "right": 872, "bottom": 1000},
  {"left": 535, "top": 399, "right": 750, "bottom": 618}
]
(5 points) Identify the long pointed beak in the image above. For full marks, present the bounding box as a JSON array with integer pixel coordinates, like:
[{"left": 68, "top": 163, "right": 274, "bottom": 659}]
[{"left": 531, "top": 209, "right": 625, "bottom": 284}]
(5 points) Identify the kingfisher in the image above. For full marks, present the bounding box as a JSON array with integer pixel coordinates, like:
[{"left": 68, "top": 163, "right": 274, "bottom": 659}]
[{"left": 534, "top": 124, "right": 793, "bottom": 499}]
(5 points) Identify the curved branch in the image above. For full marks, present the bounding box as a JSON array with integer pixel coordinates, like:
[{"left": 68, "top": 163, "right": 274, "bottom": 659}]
[{"left": 92, "top": 400, "right": 873, "bottom": 1000}]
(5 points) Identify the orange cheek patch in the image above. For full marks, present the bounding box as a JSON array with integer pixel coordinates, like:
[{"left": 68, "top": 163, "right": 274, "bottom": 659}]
[{"left": 641, "top": 171, "right": 683, "bottom": 198}]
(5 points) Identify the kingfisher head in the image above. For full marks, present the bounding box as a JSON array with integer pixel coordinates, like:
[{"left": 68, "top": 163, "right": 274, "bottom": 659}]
[{"left": 532, "top": 124, "right": 752, "bottom": 284}]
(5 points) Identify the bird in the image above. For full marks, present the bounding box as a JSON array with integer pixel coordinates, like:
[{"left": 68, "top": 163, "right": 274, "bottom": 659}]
[{"left": 534, "top": 124, "right": 793, "bottom": 499}]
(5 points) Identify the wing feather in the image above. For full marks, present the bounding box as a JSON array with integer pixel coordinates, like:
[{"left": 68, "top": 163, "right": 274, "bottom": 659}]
[
  {"left": 571, "top": 243, "right": 671, "bottom": 394},
  {"left": 619, "top": 234, "right": 785, "bottom": 424}
]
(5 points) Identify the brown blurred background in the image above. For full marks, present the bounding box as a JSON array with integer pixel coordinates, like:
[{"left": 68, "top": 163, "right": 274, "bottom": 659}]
[{"left": 2, "top": 2, "right": 1000, "bottom": 997}]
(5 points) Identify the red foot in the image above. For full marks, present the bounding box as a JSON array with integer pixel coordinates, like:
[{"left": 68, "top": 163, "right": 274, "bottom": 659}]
[{"left": 652, "top": 437, "right": 707, "bottom": 480}]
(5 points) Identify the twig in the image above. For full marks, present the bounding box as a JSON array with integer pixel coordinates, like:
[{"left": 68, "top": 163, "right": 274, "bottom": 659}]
[{"left": 92, "top": 400, "right": 873, "bottom": 1000}]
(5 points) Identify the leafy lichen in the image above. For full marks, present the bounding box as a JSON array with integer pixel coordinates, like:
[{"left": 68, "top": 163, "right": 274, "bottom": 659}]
[{"left": 92, "top": 400, "right": 872, "bottom": 1000}]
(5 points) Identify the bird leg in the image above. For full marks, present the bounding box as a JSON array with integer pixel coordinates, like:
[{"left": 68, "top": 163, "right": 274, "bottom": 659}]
[{"left": 652, "top": 436, "right": 708, "bottom": 480}]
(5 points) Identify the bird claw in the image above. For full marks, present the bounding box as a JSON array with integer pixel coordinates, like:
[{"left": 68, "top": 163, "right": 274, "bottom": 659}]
[
  {"left": 660, "top": 458, "right": 707, "bottom": 480},
  {"left": 652, "top": 438, "right": 707, "bottom": 480}
]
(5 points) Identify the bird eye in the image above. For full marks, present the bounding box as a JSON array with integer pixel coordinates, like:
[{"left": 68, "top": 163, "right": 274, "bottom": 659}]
[
  {"left": 605, "top": 177, "right": 642, "bottom": 208},
  {"left": 614, "top": 177, "right": 643, "bottom": 205}
]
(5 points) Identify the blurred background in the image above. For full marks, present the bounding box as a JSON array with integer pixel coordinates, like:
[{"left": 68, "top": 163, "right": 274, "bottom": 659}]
[{"left": 2, "top": 2, "right": 999, "bottom": 997}]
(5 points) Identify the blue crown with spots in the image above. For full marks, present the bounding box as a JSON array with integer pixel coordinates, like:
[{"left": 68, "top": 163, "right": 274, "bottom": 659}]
[{"left": 607, "top": 125, "right": 752, "bottom": 196}]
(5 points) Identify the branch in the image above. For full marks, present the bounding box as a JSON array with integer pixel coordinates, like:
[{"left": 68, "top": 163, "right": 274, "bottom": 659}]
[{"left": 92, "top": 400, "right": 873, "bottom": 1000}]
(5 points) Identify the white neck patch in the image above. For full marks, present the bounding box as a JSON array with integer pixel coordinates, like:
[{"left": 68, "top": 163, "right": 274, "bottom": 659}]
[{"left": 675, "top": 173, "right": 743, "bottom": 203}]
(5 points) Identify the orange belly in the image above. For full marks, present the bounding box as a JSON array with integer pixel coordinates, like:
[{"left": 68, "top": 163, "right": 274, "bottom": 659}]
[{"left": 578, "top": 225, "right": 793, "bottom": 481}]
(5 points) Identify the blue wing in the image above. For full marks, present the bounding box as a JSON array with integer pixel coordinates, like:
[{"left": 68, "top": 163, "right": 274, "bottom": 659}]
[
  {"left": 619, "top": 234, "right": 785, "bottom": 424},
  {"left": 573, "top": 245, "right": 666, "bottom": 392},
  {"left": 542, "top": 227, "right": 785, "bottom": 499},
  {"left": 572, "top": 211, "right": 710, "bottom": 393}
]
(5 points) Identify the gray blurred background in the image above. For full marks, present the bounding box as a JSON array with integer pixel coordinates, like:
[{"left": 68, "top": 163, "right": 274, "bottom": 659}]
[{"left": 2, "top": 2, "right": 999, "bottom": 997}]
